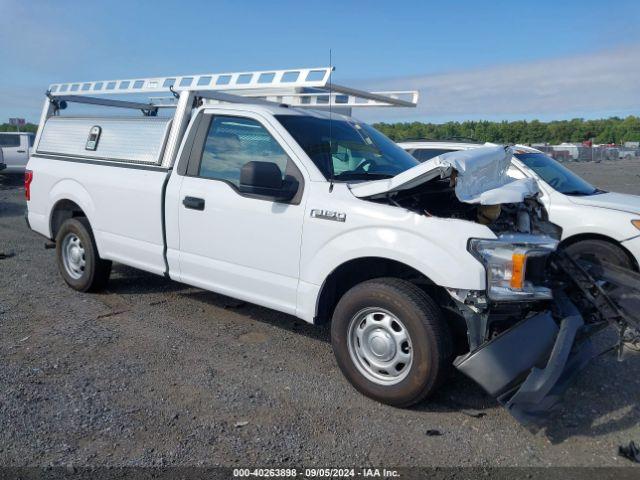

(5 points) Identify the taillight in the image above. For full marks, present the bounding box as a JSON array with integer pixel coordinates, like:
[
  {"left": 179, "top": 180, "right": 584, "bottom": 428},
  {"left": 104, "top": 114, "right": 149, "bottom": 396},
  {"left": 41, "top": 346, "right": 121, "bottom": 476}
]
[{"left": 25, "top": 170, "right": 33, "bottom": 201}]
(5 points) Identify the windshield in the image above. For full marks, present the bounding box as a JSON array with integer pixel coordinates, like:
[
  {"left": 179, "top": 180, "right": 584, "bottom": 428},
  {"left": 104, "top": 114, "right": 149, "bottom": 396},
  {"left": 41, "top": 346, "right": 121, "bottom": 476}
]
[
  {"left": 514, "top": 152, "right": 599, "bottom": 195},
  {"left": 275, "top": 115, "right": 419, "bottom": 180}
]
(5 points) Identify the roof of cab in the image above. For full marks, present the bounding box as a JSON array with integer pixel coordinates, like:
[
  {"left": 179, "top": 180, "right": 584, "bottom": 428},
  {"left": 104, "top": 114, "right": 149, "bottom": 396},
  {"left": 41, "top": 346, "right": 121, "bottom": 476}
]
[{"left": 206, "top": 101, "right": 354, "bottom": 121}]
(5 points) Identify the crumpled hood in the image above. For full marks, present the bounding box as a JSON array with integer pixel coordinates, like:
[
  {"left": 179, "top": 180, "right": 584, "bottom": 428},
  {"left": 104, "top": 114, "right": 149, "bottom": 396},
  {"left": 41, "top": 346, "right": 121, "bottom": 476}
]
[
  {"left": 566, "top": 191, "right": 640, "bottom": 215},
  {"left": 349, "top": 145, "right": 539, "bottom": 205}
]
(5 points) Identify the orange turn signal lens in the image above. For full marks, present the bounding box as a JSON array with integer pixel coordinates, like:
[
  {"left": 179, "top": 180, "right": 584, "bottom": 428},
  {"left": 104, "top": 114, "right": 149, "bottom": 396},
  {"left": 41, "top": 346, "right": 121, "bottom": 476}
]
[
  {"left": 510, "top": 253, "right": 526, "bottom": 289},
  {"left": 632, "top": 220, "right": 640, "bottom": 231}
]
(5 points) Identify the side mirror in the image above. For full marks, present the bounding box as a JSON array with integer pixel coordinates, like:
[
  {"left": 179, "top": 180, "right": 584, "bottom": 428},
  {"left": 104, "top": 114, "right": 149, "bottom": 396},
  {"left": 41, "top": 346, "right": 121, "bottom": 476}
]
[{"left": 239, "top": 161, "right": 298, "bottom": 202}]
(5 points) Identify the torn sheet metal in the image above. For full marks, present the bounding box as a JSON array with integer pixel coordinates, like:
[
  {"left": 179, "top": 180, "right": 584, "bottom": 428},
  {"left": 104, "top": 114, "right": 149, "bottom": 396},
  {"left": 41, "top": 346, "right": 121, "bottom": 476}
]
[
  {"left": 438, "top": 146, "right": 538, "bottom": 204},
  {"left": 349, "top": 145, "right": 540, "bottom": 205},
  {"left": 348, "top": 157, "right": 447, "bottom": 198}
]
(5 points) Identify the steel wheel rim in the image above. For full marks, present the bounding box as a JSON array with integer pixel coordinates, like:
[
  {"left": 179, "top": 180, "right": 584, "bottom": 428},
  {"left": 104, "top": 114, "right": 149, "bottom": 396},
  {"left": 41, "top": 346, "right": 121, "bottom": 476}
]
[
  {"left": 61, "top": 233, "right": 86, "bottom": 280},
  {"left": 347, "top": 307, "right": 413, "bottom": 386}
]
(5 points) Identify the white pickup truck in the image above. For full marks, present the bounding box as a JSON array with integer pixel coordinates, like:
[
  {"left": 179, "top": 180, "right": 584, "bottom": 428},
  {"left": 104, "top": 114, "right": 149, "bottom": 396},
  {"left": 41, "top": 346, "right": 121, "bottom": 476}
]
[
  {"left": 0, "top": 132, "right": 35, "bottom": 173},
  {"left": 25, "top": 68, "right": 640, "bottom": 426}
]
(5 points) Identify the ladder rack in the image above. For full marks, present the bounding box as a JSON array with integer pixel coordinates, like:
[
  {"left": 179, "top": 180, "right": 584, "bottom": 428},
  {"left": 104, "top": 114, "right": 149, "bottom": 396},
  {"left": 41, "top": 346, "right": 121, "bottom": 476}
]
[
  {"left": 46, "top": 67, "right": 419, "bottom": 109},
  {"left": 36, "top": 66, "right": 420, "bottom": 168}
]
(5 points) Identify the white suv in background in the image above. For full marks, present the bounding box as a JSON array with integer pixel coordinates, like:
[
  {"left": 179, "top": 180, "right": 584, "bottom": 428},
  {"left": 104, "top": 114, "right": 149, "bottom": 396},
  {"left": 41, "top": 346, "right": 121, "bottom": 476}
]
[
  {"left": 0, "top": 132, "right": 35, "bottom": 173},
  {"left": 399, "top": 140, "right": 640, "bottom": 271}
]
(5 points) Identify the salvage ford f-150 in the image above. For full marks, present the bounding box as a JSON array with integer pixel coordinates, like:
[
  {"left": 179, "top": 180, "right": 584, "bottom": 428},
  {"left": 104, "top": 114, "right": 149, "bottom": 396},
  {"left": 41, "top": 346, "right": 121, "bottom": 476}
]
[{"left": 25, "top": 68, "right": 640, "bottom": 427}]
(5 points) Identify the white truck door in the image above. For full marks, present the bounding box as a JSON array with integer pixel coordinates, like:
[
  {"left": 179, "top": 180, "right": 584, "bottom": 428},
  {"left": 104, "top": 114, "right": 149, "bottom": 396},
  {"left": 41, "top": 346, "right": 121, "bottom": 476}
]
[{"left": 177, "top": 112, "right": 306, "bottom": 315}]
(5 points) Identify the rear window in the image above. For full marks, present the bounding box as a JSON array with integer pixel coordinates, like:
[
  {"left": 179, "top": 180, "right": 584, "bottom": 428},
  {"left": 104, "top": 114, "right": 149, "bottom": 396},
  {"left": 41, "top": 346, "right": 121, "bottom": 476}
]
[
  {"left": 0, "top": 134, "right": 20, "bottom": 147},
  {"left": 409, "top": 148, "right": 456, "bottom": 162}
]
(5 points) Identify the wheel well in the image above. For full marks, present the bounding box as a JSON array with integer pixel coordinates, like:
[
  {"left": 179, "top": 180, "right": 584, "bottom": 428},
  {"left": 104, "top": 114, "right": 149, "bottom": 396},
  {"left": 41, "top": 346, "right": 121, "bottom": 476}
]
[
  {"left": 560, "top": 233, "right": 639, "bottom": 271},
  {"left": 50, "top": 200, "right": 87, "bottom": 240},
  {"left": 314, "top": 257, "right": 446, "bottom": 324}
]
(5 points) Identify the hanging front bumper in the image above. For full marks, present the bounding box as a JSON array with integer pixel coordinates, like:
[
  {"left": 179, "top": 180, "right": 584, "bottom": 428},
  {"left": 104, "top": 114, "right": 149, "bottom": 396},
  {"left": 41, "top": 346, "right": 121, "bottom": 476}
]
[
  {"left": 454, "top": 293, "right": 599, "bottom": 428},
  {"left": 454, "top": 252, "right": 640, "bottom": 428}
]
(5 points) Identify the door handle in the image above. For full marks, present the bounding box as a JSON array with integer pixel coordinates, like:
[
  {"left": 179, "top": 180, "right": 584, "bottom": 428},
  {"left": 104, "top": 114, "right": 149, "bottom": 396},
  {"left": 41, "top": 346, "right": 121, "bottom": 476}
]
[
  {"left": 182, "top": 196, "right": 205, "bottom": 211},
  {"left": 17, "top": 150, "right": 26, "bottom": 153}
]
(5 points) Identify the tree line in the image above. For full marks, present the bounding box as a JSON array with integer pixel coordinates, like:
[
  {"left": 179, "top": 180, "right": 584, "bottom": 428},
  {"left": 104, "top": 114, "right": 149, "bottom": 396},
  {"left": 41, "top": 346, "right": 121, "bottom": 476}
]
[
  {"left": 0, "top": 123, "right": 38, "bottom": 133},
  {"left": 3, "top": 115, "right": 640, "bottom": 145},
  {"left": 373, "top": 116, "right": 640, "bottom": 145}
]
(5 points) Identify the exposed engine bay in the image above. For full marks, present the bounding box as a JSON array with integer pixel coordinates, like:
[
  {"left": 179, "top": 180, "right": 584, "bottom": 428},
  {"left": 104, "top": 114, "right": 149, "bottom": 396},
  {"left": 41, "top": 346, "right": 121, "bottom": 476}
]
[
  {"left": 376, "top": 175, "right": 561, "bottom": 238},
  {"left": 351, "top": 144, "right": 561, "bottom": 237}
]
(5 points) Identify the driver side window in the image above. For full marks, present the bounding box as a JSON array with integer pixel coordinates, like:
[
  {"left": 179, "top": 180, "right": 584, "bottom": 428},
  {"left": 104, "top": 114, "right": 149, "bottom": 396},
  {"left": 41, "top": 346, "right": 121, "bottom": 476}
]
[{"left": 198, "top": 116, "right": 289, "bottom": 187}]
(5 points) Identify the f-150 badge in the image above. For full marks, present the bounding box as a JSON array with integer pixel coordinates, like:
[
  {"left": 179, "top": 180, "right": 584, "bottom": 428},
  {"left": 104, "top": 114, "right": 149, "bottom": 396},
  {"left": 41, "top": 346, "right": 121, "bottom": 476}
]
[{"left": 310, "top": 209, "right": 346, "bottom": 222}]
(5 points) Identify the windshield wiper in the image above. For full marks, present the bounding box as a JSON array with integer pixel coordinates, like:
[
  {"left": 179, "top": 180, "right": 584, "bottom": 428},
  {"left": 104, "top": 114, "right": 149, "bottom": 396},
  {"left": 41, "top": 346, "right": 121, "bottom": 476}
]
[
  {"left": 562, "top": 189, "right": 599, "bottom": 196},
  {"left": 335, "top": 172, "right": 395, "bottom": 180}
]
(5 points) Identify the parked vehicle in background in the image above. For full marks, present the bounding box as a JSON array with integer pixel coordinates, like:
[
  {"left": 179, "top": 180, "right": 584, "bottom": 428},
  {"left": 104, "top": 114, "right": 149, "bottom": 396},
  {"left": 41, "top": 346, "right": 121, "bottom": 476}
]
[
  {"left": 0, "top": 132, "right": 35, "bottom": 173},
  {"left": 618, "top": 148, "right": 637, "bottom": 160},
  {"left": 24, "top": 69, "right": 640, "bottom": 428},
  {"left": 399, "top": 140, "right": 640, "bottom": 271}
]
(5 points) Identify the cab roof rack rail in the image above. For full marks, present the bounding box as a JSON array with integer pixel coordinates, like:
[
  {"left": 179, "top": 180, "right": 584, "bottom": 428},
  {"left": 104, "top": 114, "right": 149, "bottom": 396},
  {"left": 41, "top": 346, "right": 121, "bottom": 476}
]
[{"left": 46, "top": 67, "right": 419, "bottom": 109}]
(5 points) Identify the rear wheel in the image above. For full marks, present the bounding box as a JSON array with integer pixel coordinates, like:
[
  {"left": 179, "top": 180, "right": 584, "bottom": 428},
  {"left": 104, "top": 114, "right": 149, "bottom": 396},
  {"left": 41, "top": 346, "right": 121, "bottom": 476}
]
[
  {"left": 563, "top": 239, "right": 634, "bottom": 270},
  {"left": 331, "top": 278, "right": 452, "bottom": 407},
  {"left": 56, "top": 217, "right": 111, "bottom": 292}
]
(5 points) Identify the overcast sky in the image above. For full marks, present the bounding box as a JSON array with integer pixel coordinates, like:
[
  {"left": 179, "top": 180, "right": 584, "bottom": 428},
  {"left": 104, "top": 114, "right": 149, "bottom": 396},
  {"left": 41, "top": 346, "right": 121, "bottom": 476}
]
[{"left": 1, "top": 0, "right": 639, "bottom": 123}]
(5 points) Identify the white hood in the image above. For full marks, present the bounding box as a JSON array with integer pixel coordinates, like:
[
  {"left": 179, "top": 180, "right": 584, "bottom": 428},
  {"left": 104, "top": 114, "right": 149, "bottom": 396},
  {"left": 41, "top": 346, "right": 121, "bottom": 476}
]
[
  {"left": 567, "top": 191, "right": 640, "bottom": 215},
  {"left": 349, "top": 145, "right": 539, "bottom": 205}
]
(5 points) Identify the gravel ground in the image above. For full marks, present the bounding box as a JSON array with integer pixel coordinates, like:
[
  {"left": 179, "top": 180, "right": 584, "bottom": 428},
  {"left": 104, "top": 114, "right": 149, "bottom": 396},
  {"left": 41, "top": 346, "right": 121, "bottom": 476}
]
[{"left": 1, "top": 161, "right": 639, "bottom": 468}]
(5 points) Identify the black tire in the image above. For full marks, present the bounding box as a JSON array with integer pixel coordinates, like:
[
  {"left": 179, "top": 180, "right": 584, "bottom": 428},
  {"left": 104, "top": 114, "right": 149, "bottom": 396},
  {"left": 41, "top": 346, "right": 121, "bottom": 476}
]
[
  {"left": 563, "top": 239, "right": 634, "bottom": 270},
  {"left": 331, "top": 278, "right": 453, "bottom": 407},
  {"left": 55, "top": 217, "right": 111, "bottom": 292}
]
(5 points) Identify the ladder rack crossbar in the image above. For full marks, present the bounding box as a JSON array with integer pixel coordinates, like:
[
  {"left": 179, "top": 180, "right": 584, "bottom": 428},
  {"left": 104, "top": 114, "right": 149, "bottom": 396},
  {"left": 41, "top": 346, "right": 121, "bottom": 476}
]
[
  {"left": 48, "top": 67, "right": 333, "bottom": 96},
  {"left": 49, "top": 89, "right": 419, "bottom": 111},
  {"left": 52, "top": 95, "right": 158, "bottom": 111},
  {"left": 247, "top": 91, "right": 418, "bottom": 108}
]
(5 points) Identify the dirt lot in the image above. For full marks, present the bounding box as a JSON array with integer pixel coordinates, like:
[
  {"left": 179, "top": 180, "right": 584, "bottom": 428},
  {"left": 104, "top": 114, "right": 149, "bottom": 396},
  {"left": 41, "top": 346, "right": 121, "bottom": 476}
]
[{"left": 1, "top": 160, "right": 639, "bottom": 468}]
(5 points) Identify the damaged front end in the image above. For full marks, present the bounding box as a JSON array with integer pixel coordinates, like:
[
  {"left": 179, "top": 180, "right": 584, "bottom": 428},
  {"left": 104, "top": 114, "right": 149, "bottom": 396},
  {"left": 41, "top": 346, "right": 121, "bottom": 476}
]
[
  {"left": 351, "top": 145, "right": 640, "bottom": 427},
  {"left": 351, "top": 145, "right": 561, "bottom": 238},
  {"left": 452, "top": 251, "right": 640, "bottom": 429}
]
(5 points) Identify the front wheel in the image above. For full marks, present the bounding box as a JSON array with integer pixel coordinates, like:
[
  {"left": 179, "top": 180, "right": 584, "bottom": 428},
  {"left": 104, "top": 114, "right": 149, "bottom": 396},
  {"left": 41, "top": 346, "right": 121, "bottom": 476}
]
[
  {"left": 331, "top": 278, "right": 452, "bottom": 407},
  {"left": 56, "top": 217, "right": 111, "bottom": 292},
  {"left": 563, "top": 239, "right": 634, "bottom": 270}
]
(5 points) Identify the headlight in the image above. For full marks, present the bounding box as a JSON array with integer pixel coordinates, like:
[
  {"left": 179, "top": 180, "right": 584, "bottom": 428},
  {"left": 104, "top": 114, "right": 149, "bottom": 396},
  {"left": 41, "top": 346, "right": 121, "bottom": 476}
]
[{"left": 469, "top": 234, "right": 558, "bottom": 301}]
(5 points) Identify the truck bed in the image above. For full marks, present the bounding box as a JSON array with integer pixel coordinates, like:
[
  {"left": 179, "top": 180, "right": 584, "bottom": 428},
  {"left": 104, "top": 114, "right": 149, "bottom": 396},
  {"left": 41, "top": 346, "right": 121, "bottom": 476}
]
[{"left": 28, "top": 116, "right": 173, "bottom": 276}]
